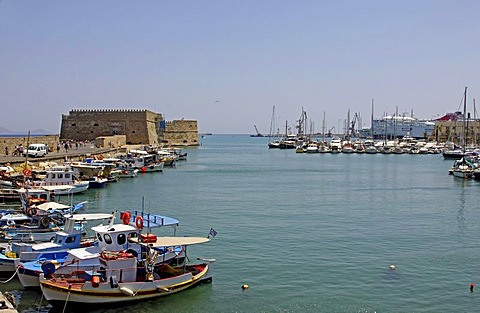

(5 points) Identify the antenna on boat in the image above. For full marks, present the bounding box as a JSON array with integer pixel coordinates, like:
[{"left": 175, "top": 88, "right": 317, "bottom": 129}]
[{"left": 109, "top": 212, "right": 115, "bottom": 227}]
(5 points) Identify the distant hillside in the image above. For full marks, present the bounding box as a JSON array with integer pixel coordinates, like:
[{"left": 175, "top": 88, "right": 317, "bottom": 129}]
[{"left": 0, "top": 127, "right": 54, "bottom": 136}]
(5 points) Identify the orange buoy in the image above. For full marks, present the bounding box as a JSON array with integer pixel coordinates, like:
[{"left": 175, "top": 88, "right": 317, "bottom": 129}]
[
  {"left": 91, "top": 275, "right": 101, "bottom": 288},
  {"left": 141, "top": 166, "right": 147, "bottom": 172}
]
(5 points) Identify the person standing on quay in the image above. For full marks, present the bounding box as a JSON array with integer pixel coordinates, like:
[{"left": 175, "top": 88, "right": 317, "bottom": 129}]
[{"left": 4, "top": 146, "right": 8, "bottom": 156}]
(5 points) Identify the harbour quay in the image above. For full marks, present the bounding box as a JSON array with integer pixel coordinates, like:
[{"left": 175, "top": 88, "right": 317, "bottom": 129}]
[{"left": 0, "top": 139, "right": 118, "bottom": 167}]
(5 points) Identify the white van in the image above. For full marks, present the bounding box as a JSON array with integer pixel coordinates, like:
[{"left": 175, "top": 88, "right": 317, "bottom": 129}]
[{"left": 23, "top": 144, "right": 48, "bottom": 157}]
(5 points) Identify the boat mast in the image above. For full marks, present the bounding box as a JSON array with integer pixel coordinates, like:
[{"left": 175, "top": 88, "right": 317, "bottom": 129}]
[
  {"left": 462, "top": 87, "right": 467, "bottom": 152},
  {"left": 322, "top": 111, "right": 326, "bottom": 143},
  {"left": 269, "top": 105, "right": 276, "bottom": 138},
  {"left": 474, "top": 99, "right": 477, "bottom": 146},
  {"left": 371, "top": 99, "right": 374, "bottom": 139},
  {"left": 23, "top": 130, "right": 31, "bottom": 185}
]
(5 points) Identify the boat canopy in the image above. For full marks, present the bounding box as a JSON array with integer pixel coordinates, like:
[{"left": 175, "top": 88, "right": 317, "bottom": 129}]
[
  {"left": 40, "top": 185, "right": 75, "bottom": 192},
  {"left": 63, "top": 213, "right": 114, "bottom": 221},
  {"left": 34, "top": 201, "right": 70, "bottom": 211}
]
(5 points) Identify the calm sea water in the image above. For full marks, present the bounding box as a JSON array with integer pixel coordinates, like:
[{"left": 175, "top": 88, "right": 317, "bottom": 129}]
[{"left": 3, "top": 135, "right": 480, "bottom": 312}]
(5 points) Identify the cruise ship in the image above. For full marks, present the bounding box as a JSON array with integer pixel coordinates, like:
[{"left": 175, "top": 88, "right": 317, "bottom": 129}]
[{"left": 361, "top": 116, "right": 435, "bottom": 139}]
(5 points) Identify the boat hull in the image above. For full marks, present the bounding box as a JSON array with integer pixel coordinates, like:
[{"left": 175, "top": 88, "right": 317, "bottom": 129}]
[
  {"left": 40, "top": 263, "right": 213, "bottom": 307},
  {"left": 0, "top": 256, "right": 15, "bottom": 274}
]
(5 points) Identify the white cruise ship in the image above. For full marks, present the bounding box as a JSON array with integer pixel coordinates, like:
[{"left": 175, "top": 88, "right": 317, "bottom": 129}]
[{"left": 362, "top": 116, "right": 435, "bottom": 139}]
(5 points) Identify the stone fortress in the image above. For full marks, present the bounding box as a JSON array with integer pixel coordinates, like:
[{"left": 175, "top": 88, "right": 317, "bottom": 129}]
[{"left": 60, "top": 109, "right": 199, "bottom": 147}]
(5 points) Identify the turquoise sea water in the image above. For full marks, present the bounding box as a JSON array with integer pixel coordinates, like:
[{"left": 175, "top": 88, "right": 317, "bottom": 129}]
[{"left": 3, "top": 134, "right": 480, "bottom": 312}]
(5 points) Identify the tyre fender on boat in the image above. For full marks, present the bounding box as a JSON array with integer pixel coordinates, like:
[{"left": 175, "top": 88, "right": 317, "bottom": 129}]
[
  {"left": 42, "top": 261, "right": 56, "bottom": 278},
  {"left": 120, "top": 286, "right": 135, "bottom": 296},
  {"left": 27, "top": 207, "right": 38, "bottom": 217}
]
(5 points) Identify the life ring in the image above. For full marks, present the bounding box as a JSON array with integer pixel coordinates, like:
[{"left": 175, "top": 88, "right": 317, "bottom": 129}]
[
  {"left": 135, "top": 216, "right": 144, "bottom": 229},
  {"left": 23, "top": 168, "right": 32, "bottom": 176},
  {"left": 27, "top": 207, "right": 38, "bottom": 217},
  {"left": 6, "top": 220, "right": 15, "bottom": 227},
  {"left": 122, "top": 211, "right": 131, "bottom": 225}
]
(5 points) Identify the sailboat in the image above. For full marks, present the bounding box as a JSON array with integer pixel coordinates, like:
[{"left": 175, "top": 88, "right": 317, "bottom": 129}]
[
  {"left": 267, "top": 106, "right": 281, "bottom": 148},
  {"left": 452, "top": 87, "right": 474, "bottom": 179}
]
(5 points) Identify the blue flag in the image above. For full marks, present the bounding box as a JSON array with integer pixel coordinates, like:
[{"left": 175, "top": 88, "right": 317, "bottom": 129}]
[{"left": 208, "top": 228, "right": 217, "bottom": 238}]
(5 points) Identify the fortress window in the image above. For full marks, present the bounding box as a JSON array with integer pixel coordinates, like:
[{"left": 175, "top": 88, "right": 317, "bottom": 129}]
[
  {"left": 71, "top": 123, "right": 76, "bottom": 126},
  {"left": 131, "top": 131, "right": 136, "bottom": 134},
  {"left": 94, "top": 123, "right": 99, "bottom": 126}
]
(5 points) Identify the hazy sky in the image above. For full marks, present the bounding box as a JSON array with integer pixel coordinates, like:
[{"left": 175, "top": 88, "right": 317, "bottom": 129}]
[{"left": 1, "top": 1, "right": 480, "bottom": 134}]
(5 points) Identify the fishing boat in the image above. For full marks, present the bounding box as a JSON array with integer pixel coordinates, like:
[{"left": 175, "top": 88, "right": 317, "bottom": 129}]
[
  {"left": 17, "top": 210, "right": 181, "bottom": 288},
  {"left": 123, "top": 152, "right": 165, "bottom": 173},
  {"left": 34, "top": 167, "right": 89, "bottom": 195},
  {"left": 118, "top": 168, "right": 139, "bottom": 178},
  {"left": 70, "top": 162, "right": 108, "bottom": 188},
  {"left": 39, "top": 236, "right": 214, "bottom": 309},
  {"left": 0, "top": 188, "right": 20, "bottom": 203},
  {"left": 0, "top": 203, "right": 88, "bottom": 274}
]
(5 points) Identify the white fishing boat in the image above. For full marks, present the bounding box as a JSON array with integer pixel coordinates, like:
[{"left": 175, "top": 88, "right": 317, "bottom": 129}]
[
  {"left": 18, "top": 211, "right": 181, "bottom": 288},
  {"left": 39, "top": 236, "right": 214, "bottom": 309},
  {"left": 118, "top": 168, "right": 139, "bottom": 178},
  {"left": 30, "top": 167, "right": 89, "bottom": 195}
]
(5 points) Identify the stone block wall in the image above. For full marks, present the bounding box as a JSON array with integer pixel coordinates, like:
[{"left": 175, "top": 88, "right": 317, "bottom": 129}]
[
  {"left": 95, "top": 135, "right": 127, "bottom": 148},
  {"left": 60, "top": 109, "right": 199, "bottom": 147},
  {"left": 161, "top": 119, "right": 199, "bottom": 146},
  {"left": 60, "top": 109, "right": 161, "bottom": 145},
  {"left": 1, "top": 135, "right": 59, "bottom": 156}
]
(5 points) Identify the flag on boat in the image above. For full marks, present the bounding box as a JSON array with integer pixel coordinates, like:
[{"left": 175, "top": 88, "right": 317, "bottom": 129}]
[{"left": 208, "top": 228, "right": 217, "bottom": 238}]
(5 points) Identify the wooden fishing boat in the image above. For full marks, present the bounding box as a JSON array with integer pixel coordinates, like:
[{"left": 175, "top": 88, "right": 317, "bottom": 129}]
[
  {"left": 17, "top": 211, "right": 181, "bottom": 288},
  {"left": 39, "top": 236, "right": 214, "bottom": 309}
]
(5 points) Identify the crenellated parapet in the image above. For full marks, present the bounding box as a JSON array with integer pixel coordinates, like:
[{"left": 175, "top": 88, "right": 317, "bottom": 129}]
[{"left": 69, "top": 109, "right": 149, "bottom": 114}]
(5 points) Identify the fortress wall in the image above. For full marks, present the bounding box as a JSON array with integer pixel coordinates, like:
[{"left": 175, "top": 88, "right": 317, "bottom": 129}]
[
  {"left": 60, "top": 109, "right": 162, "bottom": 145},
  {"left": 60, "top": 109, "right": 199, "bottom": 147},
  {"left": 161, "top": 120, "right": 199, "bottom": 146},
  {"left": 1, "top": 135, "right": 60, "bottom": 155}
]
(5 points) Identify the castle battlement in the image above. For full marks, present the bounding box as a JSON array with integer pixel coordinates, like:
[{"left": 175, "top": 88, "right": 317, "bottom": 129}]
[{"left": 69, "top": 109, "right": 151, "bottom": 114}]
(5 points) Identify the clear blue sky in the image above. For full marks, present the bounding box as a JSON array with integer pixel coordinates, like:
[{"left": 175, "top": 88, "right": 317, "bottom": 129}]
[{"left": 1, "top": 1, "right": 480, "bottom": 134}]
